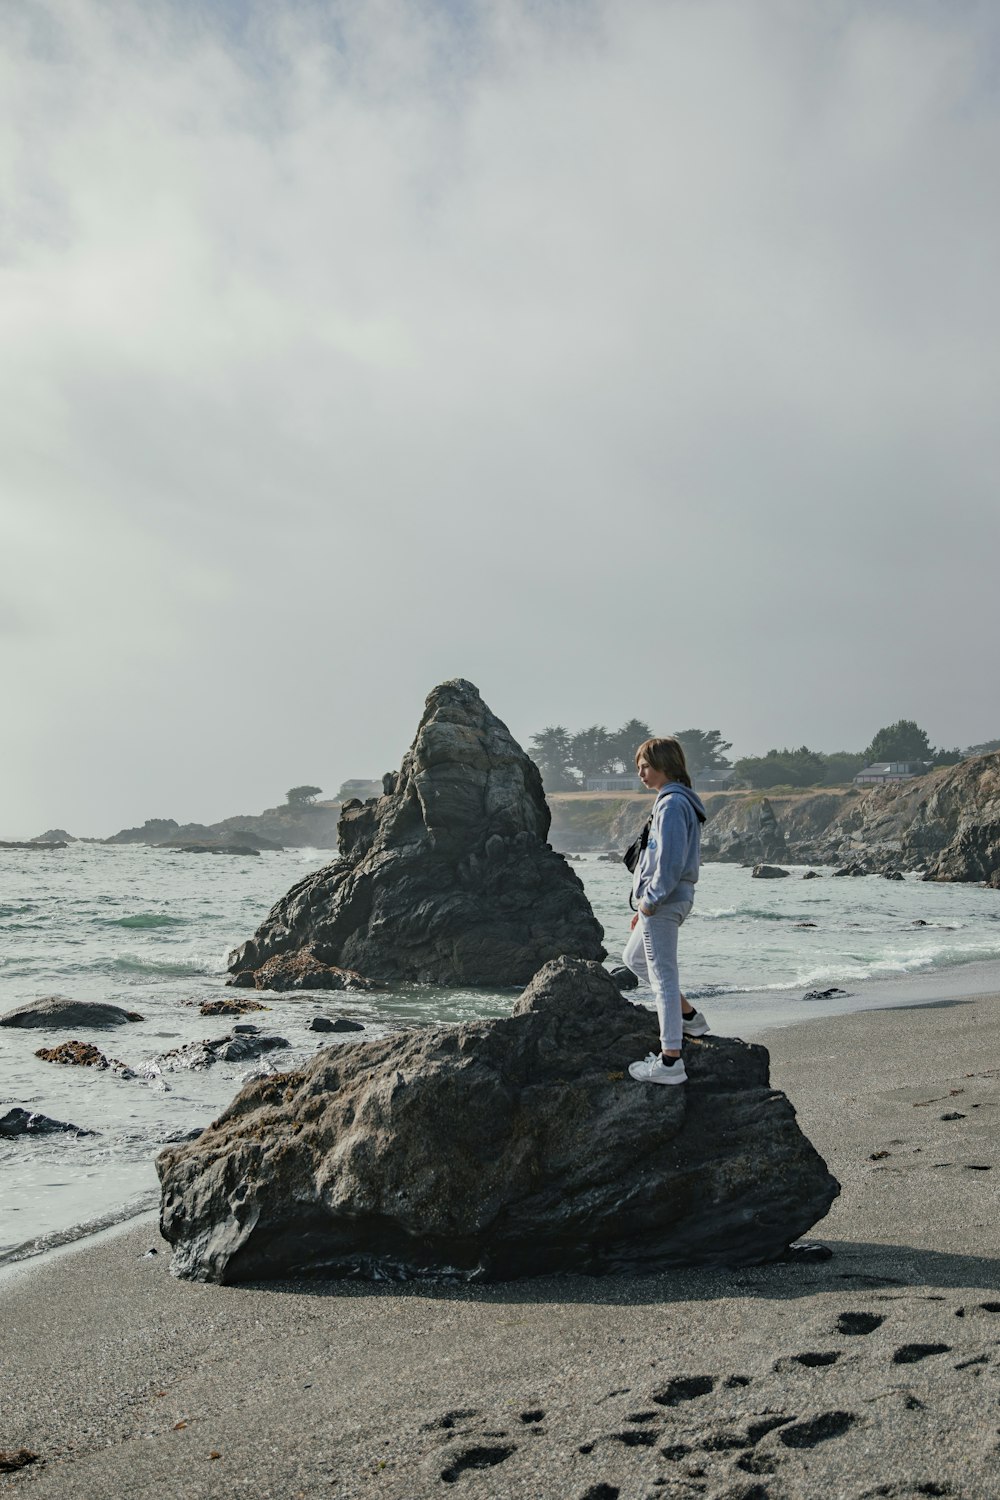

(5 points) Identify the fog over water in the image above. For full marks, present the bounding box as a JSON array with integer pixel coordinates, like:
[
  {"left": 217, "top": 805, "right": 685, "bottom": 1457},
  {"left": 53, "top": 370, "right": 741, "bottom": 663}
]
[{"left": 3, "top": 1, "right": 999, "bottom": 836}]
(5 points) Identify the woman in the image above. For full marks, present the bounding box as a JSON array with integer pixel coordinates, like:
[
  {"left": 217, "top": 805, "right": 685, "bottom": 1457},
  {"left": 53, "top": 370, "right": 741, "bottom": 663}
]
[{"left": 623, "top": 736, "right": 708, "bottom": 1085}]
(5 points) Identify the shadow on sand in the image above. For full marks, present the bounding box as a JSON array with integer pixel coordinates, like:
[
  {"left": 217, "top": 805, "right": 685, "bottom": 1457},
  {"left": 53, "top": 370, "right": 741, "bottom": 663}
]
[{"left": 242, "top": 1239, "right": 1000, "bottom": 1308}]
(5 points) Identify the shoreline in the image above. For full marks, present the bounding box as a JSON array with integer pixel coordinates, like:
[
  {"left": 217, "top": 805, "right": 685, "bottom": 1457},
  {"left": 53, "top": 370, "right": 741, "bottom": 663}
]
[
  {"left": 6, "top": 958, "right": 1000, "bottom": 1277},
  {"left": 2, "top": 985, "right": 999, "bottom": 1497}
]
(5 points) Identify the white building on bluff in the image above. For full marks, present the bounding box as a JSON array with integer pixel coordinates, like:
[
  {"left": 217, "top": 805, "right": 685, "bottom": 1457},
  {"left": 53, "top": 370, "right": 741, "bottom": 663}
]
[{"left": 854, "top": 761, "right": 931, "bottom": 785}]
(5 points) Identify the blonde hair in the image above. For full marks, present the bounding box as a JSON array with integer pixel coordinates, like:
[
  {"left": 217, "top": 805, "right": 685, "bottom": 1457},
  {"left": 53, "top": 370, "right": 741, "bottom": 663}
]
[{"left": 635, "top": 736, "right": 692, "bottom": 788}]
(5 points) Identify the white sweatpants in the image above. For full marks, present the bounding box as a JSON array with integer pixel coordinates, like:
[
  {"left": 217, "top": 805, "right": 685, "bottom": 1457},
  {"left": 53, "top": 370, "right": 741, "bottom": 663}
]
[{"left": 622, "top": 901, "right": 692, "bottom": 1052}]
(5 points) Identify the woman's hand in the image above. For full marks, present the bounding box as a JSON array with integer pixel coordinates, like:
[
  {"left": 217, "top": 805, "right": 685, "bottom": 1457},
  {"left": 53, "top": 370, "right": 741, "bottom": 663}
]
[
  {"left": 639, "top": 904, "right": 655, "bottom": 917},
  {"left": 630, "top": 913, "right": 639, "bottom": 931}
]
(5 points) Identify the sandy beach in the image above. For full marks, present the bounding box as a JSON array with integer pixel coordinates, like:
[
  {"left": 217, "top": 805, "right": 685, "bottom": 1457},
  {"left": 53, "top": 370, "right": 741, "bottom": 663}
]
[{"left": 2, "top": 991, "right": 999, "bottom": 1500}]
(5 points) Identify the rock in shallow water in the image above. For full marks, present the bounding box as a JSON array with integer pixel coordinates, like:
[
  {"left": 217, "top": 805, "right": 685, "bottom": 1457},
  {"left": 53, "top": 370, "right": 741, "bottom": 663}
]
[
  {"left": 1, "top": 997, "right": 143, "bottom": 1029},
  {"left": 33, "top": 1040, "right": 135, "bottom": 1077},
  {"left": 198, "top": 998, "right": 269, "bottom": 1016},
  {"left": 157, "top": 958, "right": 839, "bottom": 1284},
  {"left": 228, "top": 952, "right": 376, "bottom": 992},
  {"left": 226, "top": 679, "right": 605, "bottom": 987},
  {"left": 157, "top": 1033, "right": 290, "bottom": 1071},
  {"left": 0, "top": 1107, "right": 95, "bottom": 1138}
]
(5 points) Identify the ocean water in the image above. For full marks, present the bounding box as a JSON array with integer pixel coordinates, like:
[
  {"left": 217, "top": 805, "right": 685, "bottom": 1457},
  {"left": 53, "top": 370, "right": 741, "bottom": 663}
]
[{"left": 3, "top": 842, "right": 1000, "bottom": 1264}]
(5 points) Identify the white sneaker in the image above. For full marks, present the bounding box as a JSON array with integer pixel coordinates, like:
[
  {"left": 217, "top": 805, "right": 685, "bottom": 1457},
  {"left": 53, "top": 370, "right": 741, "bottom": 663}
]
[
  {"left": 682, "top": 1009, "right": 710, "bottom": 1037},
  {"left": 628, "top": 1052, "right": 688, "bottom": 1086}
]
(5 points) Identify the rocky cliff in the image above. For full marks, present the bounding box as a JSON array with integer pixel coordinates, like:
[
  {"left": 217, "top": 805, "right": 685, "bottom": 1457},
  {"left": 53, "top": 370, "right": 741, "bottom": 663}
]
[
  {"left": 104, "top": 803, "right": 342, "bottom": 851},
  {"left": 227, "top": 680, "right": 605, "bottom": 987},
  {"left": 554, "top": 759, "right": 1000, "bottom": 886}
]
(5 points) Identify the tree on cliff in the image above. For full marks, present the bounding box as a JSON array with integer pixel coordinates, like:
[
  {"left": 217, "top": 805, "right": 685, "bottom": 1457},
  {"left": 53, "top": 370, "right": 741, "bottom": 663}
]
[
  {"left": 865, "top": 720, "right": 930, "bottom": 763},
  {"left": 286, "top": 785, "right": 323, "bottom": 807},
  {"left": 527, "top": 727, "right": 580, "bottom": 791},
  {"left": 821, "top": 750, "right": 867, "bottom": 782},
  {"left": 734, "top": 746, "right": 827, "bottom": 788},
  {"left": 607, "top": 719, "right": 654, "bottom": 772},
  {"left": 674, "top": 728, "right": 732, "bottom": 776},
  {"left": 569, "top": 726, "right": 616, "bottom": 781}
]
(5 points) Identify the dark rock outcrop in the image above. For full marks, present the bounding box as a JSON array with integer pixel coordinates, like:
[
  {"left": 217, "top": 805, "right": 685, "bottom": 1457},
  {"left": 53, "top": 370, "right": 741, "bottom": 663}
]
[
  {"left": 34, "top": 1041, "right": 134, "bottom": 1077},
  {"left": 0, "top": 1107, "right": 94, "bottom": 1138},
  {"left": 913, "top": 759, "right": 1000, "bottom": 883},
  {"left": 106, "top": 817, "right": 181, "bottom": 845},
  {"left": 607, "top": 963, "right": 639, "bottom": 991},
  {"left": 702, "top": 797, "right": 788, "bottom": 865},
  {"left": 157, "top": 1033, "right": 290, "bottom": 1071},
  {"left": 308, "top": 1016, "right": 365, "bottom": 1033},
  {"left": 158, "top": 957, "right": 838, "bottom": 1284},
  {"left": 228, "top": 952, "right": 377, "bottom": 993},
  {"left": 198, "top": 998, "right": 270, "bottom": 1016},
  {"left": 1, "top": 997, "right": 144, "bottom": 1029},
  {"left": 105, "top": 804, "right": 342, "bottom": 851},
  {"left": 0, "top": 840, "right": 65, "bottom": 850},
  {"left": 161, "top": 842, "right": 260, "bottom": 856},
  {"left": 227, "top": 680, "right": 605, "bottom": 988},
  {"left": 752, "top": 864, "right": 790, "bottom": 879}
]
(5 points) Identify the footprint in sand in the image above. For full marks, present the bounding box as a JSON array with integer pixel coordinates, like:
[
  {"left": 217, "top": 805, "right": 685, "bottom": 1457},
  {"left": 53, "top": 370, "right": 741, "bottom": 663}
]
[
  {"left": 778, "top": 1410, "right": 857, "bottom": 1447},
  {"left": 439, "top": 1443, "right": 515, "bottom": 1482},
  {"left": 774, "top": 1350, "right": 842, "bottom": 1371},
  {"left": 856, "top": 1484, "right": 955, "bottom": 1497},
  {"left": 651, "top": 1374, "right": 716, "bottom": 1405},
  {"left": 737, "top": 1450, "right": 780, "bottom": 1476},
  {"left": 837, "top": 1310, "right": 885, "bottom": 1335},
  {"left": 420, "top": 1408, "right": 478, "bottom": 1432},
  {"left": 610, "top": 1429, "right": 659, "bottom": 1447},
  {"left": 698, "top": 1429, "right": 750, "bottom": 1452},
  {"left": 746, "top": 1415, "right": 795, "bottom": 1443},
  {"left": 892, "top": 1343, "right": 950, "bottom": 1364}
]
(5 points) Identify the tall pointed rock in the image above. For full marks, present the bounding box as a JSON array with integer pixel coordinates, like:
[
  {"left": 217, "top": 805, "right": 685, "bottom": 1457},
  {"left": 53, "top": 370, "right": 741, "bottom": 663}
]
[{"left": 228, "top": 680, "right": 605, "bottom": 986}]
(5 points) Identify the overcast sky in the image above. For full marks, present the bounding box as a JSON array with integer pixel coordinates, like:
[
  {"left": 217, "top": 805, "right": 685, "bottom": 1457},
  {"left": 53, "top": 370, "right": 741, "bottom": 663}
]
[{"left": 2, "top": 0, "right": 998, "bottom": 836}]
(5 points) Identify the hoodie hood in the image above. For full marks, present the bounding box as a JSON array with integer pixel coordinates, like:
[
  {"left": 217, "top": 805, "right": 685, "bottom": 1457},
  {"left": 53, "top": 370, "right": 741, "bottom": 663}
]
[{"left": 657, "top": 782, "right": 707, "bottom": 824}]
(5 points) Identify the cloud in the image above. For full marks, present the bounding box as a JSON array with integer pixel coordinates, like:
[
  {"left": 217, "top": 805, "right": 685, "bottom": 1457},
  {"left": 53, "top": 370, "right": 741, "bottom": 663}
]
[{"left": 1, "top": 0, "right": 999, "bottom": 833}]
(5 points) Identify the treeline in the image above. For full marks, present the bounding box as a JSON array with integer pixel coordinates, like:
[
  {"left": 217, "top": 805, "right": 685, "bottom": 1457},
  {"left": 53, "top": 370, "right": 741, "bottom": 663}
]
[
  {"left": 530, "top": 717, "right": 968, "bottom": 793},
  {"left": 528, "top": 723, "right": 732, "bottom": 791}
]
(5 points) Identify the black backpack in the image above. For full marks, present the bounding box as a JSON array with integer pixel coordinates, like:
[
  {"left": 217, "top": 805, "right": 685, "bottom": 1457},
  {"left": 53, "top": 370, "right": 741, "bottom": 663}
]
[{"left": 622, "top": 815, "right": 652, "bottom": 875}]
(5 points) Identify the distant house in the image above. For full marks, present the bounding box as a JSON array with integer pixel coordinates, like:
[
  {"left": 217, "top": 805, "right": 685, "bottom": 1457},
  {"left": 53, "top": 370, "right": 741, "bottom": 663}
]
[
  {"left": 585, "top": 775, "right": 647, "bottom": 793},
  {"left": 853, "top": 761, "right": 930, "bottom": 786},
  {"left": 694, "top": 769, "right": 739, "bottom": 793}
]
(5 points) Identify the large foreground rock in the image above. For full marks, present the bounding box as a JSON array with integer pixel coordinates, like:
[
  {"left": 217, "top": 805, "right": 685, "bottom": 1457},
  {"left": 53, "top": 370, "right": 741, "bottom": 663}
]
[
  {"left": 227, "top": 679, "right": 605, "bottom": 986},
  {"left": 158, "top": 958, "right": 838, "bottom": 1283}
]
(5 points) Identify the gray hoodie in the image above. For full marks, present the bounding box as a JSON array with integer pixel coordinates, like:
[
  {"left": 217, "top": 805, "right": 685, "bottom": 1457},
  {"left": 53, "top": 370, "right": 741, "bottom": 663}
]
[{"left": 634, "top": 781, "right": 707, "bottom": 912}]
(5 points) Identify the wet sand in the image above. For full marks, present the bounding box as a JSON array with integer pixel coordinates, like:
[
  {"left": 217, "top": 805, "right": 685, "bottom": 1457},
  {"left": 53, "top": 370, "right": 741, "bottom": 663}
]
[{"left": 2, "top": 992, "right": 999, "bottom": 1499}]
